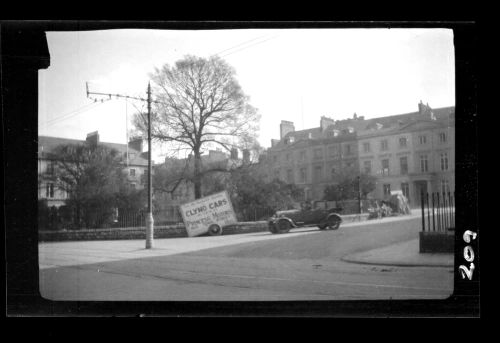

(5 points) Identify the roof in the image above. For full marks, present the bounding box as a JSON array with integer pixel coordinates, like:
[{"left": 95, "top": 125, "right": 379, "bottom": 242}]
[
  {"left": 38, "top": 135, "right": 148, "bottom": 166},
  {"left": 270, "top": 105, "right": 455, "bottom": 150}
]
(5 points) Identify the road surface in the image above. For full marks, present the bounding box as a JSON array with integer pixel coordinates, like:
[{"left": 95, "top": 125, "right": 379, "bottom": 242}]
[{"left": 39, "top": 216, "right": 453, "bottom": 301}]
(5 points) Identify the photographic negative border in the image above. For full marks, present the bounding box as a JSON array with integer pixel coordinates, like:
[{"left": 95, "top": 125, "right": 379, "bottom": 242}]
[{"left": 3, "top": 19, "right": 479, "bottom": 317}]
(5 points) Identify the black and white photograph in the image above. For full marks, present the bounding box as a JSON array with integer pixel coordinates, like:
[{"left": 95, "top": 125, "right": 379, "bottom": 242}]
[{"left": 4, "top": 21, "right": 479, "bottom": 316}]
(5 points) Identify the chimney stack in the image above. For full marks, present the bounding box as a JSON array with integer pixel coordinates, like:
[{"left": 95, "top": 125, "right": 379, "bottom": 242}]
[
  {"left": 243, "top": 149, "right": 250, "bottom": 164},
  {"left": 230, "top": 148, "right": 239, "bottom": 160},
  {"left": 418, "top": 100, "right": 426, "bottom": 115},
  {"left": 86, "top": 131, "right": 99, "bottom": 146},
  {"left": 128, "top": 136, "right": 143, "bottom": 152},
  {"left": 320, "top": 116, "right": 335, "bottom": 131},
  {"left": 280, "top": 120, "right": 295, "bottom": 139}
]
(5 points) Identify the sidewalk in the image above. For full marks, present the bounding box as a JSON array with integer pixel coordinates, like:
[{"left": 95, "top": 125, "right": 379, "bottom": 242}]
[{"left": 341, "top": 239, "right": 454, "bottom": 268}]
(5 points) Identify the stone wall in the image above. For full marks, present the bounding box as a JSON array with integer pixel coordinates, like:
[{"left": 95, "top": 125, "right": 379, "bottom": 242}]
[
  {"left": 39, "top": 214, "right": 370, "bottom": 242},
  {"left": 419, "top": 230, "right": 455, "bottom": 253}
]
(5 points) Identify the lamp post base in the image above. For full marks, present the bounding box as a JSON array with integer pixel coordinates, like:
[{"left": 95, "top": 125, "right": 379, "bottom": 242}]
[{"left": 145, "top": 212, "right": 154, "bottom": 249}]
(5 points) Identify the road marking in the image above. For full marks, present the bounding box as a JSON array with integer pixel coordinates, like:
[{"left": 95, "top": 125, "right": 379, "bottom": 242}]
[
  {"left": 62, "top": 262, "right": 449, "bottom": 293},
  {"left": 165, "top": 269, "right": 449, "bottom": 292}
]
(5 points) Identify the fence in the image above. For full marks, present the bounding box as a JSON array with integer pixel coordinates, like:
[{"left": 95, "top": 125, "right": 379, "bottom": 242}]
[{"left": 420, "top": 191, "right": 455, "bottom": 232}]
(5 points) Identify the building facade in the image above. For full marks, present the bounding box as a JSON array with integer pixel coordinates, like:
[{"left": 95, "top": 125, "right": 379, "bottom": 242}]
[
  {"left": 264, "top": 116, "right": 359, "bottom": 201},
  {"left": 264, "top": 102, "right": 455, "bottom": 207},
  {"left": 38, "top": 131, "right": 148, "bottom": 207}
]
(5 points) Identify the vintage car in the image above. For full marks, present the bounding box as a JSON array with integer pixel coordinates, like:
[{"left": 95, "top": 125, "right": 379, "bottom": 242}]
[{"left": 268, "top": 201, "right": 343, "bottom": 234}]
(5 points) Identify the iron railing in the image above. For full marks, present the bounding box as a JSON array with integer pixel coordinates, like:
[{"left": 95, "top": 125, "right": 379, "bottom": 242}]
[{"left": 420, "top": 191, "right": 455, "bottom": 232}]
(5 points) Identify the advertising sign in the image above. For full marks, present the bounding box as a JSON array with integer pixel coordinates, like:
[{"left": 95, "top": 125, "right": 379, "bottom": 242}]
[{"left": 179, "top": 191, "right": 237, "bottom": 237}]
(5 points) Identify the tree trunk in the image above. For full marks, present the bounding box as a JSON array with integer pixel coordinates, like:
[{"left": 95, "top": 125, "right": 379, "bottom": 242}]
[{"left": 193, "top": 148, "right": 202, "bottom": 199}]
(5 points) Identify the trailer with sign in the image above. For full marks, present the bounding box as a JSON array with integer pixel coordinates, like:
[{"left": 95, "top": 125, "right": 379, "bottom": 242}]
[{"left": 179, "top": 191, "right": 237, "bottom": 237}]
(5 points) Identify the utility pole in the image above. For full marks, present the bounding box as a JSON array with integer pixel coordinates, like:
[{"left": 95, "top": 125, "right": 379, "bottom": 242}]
[
  {"left": 86, "top": 82, "right": 155, "bottom": 249},
  {"left": 145, "top": 83, "right": 154, "bottom": 248},
  {"left": 358, "top": 175, "right": 362, "bottom": 215}
]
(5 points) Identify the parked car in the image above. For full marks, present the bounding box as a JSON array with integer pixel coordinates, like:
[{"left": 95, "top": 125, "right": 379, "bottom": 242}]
[{"left": 268, "top": 201, "right": 343, "bottom": 234}]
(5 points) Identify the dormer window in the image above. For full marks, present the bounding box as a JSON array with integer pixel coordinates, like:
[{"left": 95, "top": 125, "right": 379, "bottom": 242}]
[{"left": 399, "top": 137, "right": 408, "bottom": 148}]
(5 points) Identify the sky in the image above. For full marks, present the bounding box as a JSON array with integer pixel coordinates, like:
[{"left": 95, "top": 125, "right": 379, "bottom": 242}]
[{"left": 38, "top": 28, "right": 455, "bottom": 163}]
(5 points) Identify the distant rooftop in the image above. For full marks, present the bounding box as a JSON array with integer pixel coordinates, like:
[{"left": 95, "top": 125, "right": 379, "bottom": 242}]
[
  {"left": 38, "top": 134, "right": 148, "bottom": 166},
  {"left": 270, "top": 104, "right": 455, "bottom": 150}
]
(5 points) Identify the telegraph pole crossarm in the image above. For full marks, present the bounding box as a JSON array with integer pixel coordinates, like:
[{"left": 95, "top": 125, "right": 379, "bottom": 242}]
[{"left": 86, "top": 81, "right": 155, "bottom": 249}]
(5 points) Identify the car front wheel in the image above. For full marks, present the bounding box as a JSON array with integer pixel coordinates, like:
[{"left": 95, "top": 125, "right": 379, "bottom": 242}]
[{"left": 326, "top": 216, "right": 341, "bottom": 230}]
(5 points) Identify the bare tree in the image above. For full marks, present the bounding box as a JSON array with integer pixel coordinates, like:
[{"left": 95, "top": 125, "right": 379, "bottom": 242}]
[{"left": 133, "top": 55, "right": 260, "bottom": 199}]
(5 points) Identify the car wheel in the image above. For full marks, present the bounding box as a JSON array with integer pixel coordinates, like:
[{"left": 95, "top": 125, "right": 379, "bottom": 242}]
[
  {"left": 277, "top": 219, "right": 291, "bottom": 233},
  {"left": 318, "top": 224, "right": 327, "bottom": 230},
  {"left": 208, "top": 224, "right": 222, "bottom": 236},
  {"left": 327, "top": 216, "right": 341, "bottom": 230},
  {"left": 268, "top": 223, "right": 278, "bottom": 234}
]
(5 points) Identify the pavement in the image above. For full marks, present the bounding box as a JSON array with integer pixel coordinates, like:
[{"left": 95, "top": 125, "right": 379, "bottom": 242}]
[
  {"left": 341, "top": 239, "right": 454, "bottom": 267},
  {"left": 339, "top": 209, "right": 453, "bottom": 268},
  {"left": 40, "top": 211, "right": 453, "bottom": 270}
]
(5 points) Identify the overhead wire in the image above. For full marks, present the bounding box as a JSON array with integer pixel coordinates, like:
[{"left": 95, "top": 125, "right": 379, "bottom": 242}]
[
  {"left": 41, "top": 101, "right": 105, "bottom": 128},
  {"left": 214, "top": 34, "right": 269, "bottom": 56},
  {"left": 218, "top": 35, "right": 278, "bottom": 58}
]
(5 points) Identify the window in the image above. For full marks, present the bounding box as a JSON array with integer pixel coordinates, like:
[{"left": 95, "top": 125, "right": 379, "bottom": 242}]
[
  {"left": 274, "top": 169, "right": 280, "bottom": 180},
  {"left": 313, "top": 166, "right": 323, "bottom": 182},
  {"left": 286, "top": 169, "right": 293, "bottom": 183},
  {"left": 286, "top": 153, "right": 291, "bottom": 162},
  {"left": 400, "top": 157, "right": 408, "bottom": 175},
  {"left": 313, "top": 148, "right": 323, "bottom": 160},
  {"left": 305, "top": 188, "right": 312, "bottom": 200},
  {"left": 381, "top": 159, "right": 390, "bottom": 176},
  {"left": 272, "top": 155, "right": 278, "bottom": 164},
  {"left": 330, "top": 167, "right": 336, "bottom": 180},
  {"left": 383, "top": 184, "right": 391, "bottom": 197},
  {"left": 401, "top": 182, "right": 410, "bottom": 200},
  {"left": 441, "top": 179, "right": 450, "bottom": 195},
  {"left": 328, "top": 145, "right": 338, "bottom": 158},
  {"left": 399, "top": 137, "right": 408, "bottom": 148},
  {"left": 299, "top": 168, "right": 307, "bottom": 183},
  {"left": 46, "top": 161, "right": 54, "bottom": 175},
  {"left": 440, "top": 152, "right": 449, "bottom": 171},
  {"left": 419, "top": 135, "right": 427, "bottom": 145},
  {"left": 130, "top": 183, "right": 137, "bottom": 190},
  {"left": 130, "top": 168, "right": 136, "bottom": 177},
  {"left": 420, "top": 155, "right": 428, "bottom": 173},
  {"left": 363, "top": 142, "right": 371, "bottom": 153},
  {"left": 380, "top": 139, "right": 388, "bottom": 151},
  {"left": 299, "top": 150, "right": 306, "bottom": 162},
  {"left": 363, "top": 160, "right": 372, "bottom": 174},
  {"left": 46, "top": 183, "right": 54, "bottom": 198},
  {"left": 345, "top": 144, "right": 352, "bottom": 155},
  {"left": 439, "top": 132, "right": 447, "bottom": 143}
]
